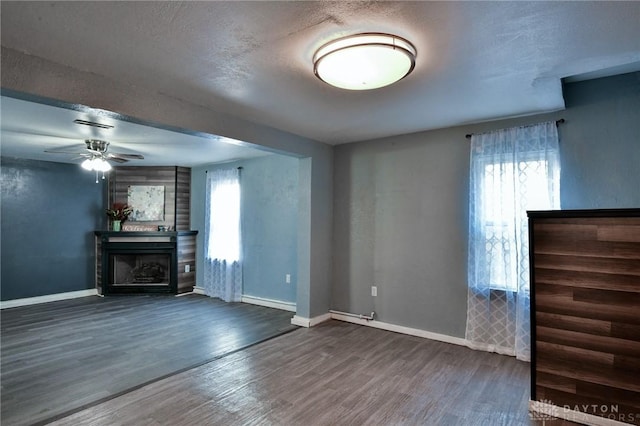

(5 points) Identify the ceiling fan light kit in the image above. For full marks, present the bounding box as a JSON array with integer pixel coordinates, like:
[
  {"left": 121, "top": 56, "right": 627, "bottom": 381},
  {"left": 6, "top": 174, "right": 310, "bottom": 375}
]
[
  {"left": 313, "top": 33, "right": 417, "bottom": 90},
  {"left": 81, "top": 157, "right": 112, "bottom": 172},
  {"left": 81, "top": 156, "right": 112, "bottom": 183}
]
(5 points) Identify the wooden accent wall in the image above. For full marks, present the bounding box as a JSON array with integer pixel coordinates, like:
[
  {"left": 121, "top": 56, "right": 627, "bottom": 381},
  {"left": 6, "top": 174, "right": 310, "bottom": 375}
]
[
  {"left": 175, "top": 167, "right": 191, "bottom": 231},
  {"left": 529, "top": 209, "right": 640, "bottom": 425},
  {"left": 95, "top": 237, "right": 102, "bottom": 294},
  {"left": 177, "top": 233, "right": 196, "bottom": 293},
  {"left": 108, "top": 166, "right": 191, "bottom": 230},
  {"left": 101, "top": 166, "right": 196, "bottom": 294}
]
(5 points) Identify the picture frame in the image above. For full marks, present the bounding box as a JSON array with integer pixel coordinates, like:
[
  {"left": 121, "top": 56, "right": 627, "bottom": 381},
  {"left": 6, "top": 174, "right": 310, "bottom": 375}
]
[{"left": 127, "top": 185, "right": 165, "bottom": 221}]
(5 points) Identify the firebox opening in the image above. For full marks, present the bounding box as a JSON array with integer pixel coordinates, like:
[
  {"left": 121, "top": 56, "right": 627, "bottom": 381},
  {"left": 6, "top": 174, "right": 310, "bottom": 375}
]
[
  {"left": 103, "top": 243, "right": 178, "bottom": 294},
  {"left": 111, "top": 253, "right": 171, "bottom": 286}
]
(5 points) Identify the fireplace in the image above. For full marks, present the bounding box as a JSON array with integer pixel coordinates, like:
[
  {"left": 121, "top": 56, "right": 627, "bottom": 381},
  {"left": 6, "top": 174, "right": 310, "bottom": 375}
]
[
  {"left": 99, "top": 234, "right": 178, "bottom": 294},
  {"left": 95, "top": 231, "right": 197, "bottom": 295}
]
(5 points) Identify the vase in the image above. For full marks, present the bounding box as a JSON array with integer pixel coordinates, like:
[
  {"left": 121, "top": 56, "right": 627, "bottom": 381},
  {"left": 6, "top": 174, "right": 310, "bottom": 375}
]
[{"left": 112, "top": 220, "right": 121, "bottom": 232}]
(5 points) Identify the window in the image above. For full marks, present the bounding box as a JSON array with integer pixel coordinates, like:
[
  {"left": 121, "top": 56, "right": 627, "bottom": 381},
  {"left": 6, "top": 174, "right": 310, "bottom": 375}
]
[
  {"left": 203, "top": 168, "right": 243, "bottom": 302},
  {"left": 206, "top": 180, "right": 240, "bottom": 262},
  {"left": 466, "top": 120, "right": 560, "bottom": 361},
  {"left": 480, "top": 159, "right": 553, "bottom": 291}
]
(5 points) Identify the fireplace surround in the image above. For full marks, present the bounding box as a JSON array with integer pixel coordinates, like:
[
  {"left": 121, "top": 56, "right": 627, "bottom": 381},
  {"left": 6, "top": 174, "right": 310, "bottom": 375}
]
[
  {"left": 98, "top": 166, "right": 196, "bottom": 295},
  {"left": 95, "top": 231, "right": 197, "bottom": 295}
]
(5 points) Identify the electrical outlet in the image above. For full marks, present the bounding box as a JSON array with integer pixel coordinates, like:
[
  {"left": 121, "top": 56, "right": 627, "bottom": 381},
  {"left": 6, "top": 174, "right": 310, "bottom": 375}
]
[
  {"left": 286, "top": 274, "right": 291, "bottom": 284},
  {"left": 185, "top": 265, "right": 190, "bottom": 273},
  {"left": 371, "top": 286, "right": 377, "bottom": 297}
]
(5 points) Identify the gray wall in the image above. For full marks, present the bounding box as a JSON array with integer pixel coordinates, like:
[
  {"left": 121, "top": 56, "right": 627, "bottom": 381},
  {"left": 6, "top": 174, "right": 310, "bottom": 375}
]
[
  {"left": 332, "top": 72, "right": 640, "bottom": 338},
  {"left": 1, "top": 157, "right": 103, "bottom": 300},
  {"left": 333, "top": 125, "right": 470, "bottom": 337},
  {"left": 192, "top": 155, "right": 299, "bottom": 304}
]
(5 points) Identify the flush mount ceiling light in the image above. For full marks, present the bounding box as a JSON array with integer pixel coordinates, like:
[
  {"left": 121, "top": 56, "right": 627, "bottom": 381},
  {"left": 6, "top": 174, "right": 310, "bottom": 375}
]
[{"left": 313, "top": 33, "right": 417, "bottom": 90}]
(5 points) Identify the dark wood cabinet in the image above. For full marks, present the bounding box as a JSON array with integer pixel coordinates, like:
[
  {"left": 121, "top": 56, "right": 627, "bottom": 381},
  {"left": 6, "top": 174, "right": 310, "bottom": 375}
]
[{"left": 528, "top": 209, "right": 640, "bottom": 425}]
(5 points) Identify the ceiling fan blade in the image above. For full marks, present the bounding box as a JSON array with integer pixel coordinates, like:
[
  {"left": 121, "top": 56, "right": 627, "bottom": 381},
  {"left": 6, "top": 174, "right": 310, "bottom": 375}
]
[
  {"left": 107, "top": 152, "right": 144, "bottom": 160},
  {"left": 44, "top": 150, "right": 85, "bottom": 155},
  {"left": 108, "top": 156, "right": 130, "bottom": 163},
  {"left": 42, "top": 138, "right": 143, "bottom": 163},
  {"left": 3, "top": 129, "right": 83, "bottom": 142}
]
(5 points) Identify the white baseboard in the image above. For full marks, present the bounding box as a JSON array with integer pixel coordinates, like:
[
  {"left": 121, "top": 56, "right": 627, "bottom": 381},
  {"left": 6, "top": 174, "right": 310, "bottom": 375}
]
[
  {"left": 192, "top": 289, "right": 296, "bottom": 314},
  {"left": 330, "top": 313, "right": 468, "bottom": 347},
  {"left": 291, "top": 311, "right": 467, "bottom": 348},
  {"left": 291, "top": 312, "right": 332, "bottom": 328},
  {"left": 465, "top": 341, "right": 516, "bottom": 358},
  {"left": 290, "top": 315, "right": 309, "bottom": 327},
  {"left": 529, "top": 400, "right": 631, "bottom": 426},
  {"left": 241, "top": 295, "right": 296, "bottom": 312},
  {"left": 0, "top": 289, "right": 99, "bottom": 310}
]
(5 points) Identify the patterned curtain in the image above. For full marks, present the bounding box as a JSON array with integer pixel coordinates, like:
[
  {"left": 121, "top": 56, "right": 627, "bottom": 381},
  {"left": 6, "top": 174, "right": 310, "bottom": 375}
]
[
  {"left": 203, "top": 168, "right": 243, "bottom": 302},
  {"left": 466, "top": 121, "right": 560, "bottom": 361}
]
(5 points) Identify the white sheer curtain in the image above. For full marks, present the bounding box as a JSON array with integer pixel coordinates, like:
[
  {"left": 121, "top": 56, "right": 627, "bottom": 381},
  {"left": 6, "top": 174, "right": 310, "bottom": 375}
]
[
  {"left": 466, "top": 121, "right": 560, "bottom": 361},
  {"left": 203, "top": 168, "right": 242, "bottom": 302}
]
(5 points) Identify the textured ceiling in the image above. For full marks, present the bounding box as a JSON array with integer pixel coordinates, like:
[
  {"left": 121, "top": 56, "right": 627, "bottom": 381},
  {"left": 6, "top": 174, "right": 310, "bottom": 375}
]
[
  {"left": 0, "top": 96, "right": 270, "bottom": 167},
  {"left": 1, "top": 1, "right": 640, "bottom": 149}
]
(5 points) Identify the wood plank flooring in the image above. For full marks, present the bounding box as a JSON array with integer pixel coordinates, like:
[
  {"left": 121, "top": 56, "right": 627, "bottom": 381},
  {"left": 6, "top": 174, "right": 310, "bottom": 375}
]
[
  {"left": 46, "top": 320, "right": 581, "bottom": 426},
  {"left": 1, "top": 294, "right": 297, "bottom": 426}
]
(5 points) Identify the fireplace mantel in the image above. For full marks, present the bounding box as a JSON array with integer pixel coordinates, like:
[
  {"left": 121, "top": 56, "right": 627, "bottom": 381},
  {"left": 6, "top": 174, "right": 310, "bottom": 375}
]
[
  {"left": 95, "top": 231, "right": 198, "bottom": 238},
  {"left": 94, "top": 230, "right": 198, "bottom": 295}
]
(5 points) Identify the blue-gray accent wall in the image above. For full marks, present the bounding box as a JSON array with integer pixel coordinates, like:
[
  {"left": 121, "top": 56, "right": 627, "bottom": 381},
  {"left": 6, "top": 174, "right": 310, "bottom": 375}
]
[
  {"left": 1, "top": 158, "right": 103, "bottom": 300},
  {"left": 332, "top": 72, "right": 640, "bottom": 338},
  {"left": 560, "top": 72, "right": 640, "bottom": 208},
  {"left": 191, "top": 154, "right": 299, "bottom": 304}
]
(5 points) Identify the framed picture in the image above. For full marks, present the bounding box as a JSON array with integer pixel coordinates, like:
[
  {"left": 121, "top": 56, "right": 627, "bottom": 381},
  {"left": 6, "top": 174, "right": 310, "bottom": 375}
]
[{"left": 127, "top": 185, "right": 165, "bottom": 221}]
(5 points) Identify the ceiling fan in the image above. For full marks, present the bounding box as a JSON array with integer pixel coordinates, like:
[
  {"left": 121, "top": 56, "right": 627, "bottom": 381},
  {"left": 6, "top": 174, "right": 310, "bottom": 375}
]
[
  {"left": 45, "top": 139, "right": 144, "bottom": 182},
  {"left": 45, "top": 139, "right": 144, "bottom": 163}
]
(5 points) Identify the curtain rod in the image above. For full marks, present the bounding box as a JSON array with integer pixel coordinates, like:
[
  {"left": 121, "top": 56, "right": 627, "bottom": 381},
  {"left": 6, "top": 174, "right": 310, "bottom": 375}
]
[
  {"left": 465, "top": 119, "right": 564, "bottom": 139},
  {"left": 205, "top": 166, "right": 243, "bottom": 173}
]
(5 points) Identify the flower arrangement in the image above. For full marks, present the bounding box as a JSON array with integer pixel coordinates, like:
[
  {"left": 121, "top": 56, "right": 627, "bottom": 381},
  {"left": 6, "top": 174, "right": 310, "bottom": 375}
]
[{"left": 106, "top": 203, "right": 133, "bottom": 222}]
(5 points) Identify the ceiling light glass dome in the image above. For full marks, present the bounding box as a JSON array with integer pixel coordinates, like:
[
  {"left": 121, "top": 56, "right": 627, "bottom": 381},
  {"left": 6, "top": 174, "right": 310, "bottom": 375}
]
[{"left": 313, "top": 33, "right": 417, "bottom": 90}]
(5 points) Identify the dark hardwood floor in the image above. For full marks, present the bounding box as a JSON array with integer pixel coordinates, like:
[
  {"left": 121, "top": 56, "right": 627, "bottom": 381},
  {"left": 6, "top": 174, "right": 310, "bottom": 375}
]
[
  {"left": 0, "top": 294, "right": 297, "bottom": 426},
  {"left": 44, "top": 320, "right": 581, "bottom": 426}
]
